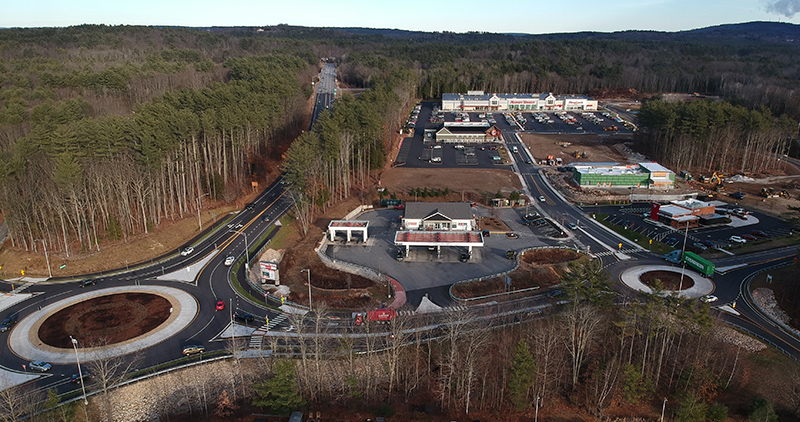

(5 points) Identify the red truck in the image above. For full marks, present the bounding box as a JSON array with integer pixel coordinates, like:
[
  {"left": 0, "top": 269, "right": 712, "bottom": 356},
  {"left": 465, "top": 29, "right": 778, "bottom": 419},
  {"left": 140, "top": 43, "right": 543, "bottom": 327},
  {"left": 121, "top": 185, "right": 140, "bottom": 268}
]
[{"left": 355, "top": 308, "right": 397, "bottom": 325}]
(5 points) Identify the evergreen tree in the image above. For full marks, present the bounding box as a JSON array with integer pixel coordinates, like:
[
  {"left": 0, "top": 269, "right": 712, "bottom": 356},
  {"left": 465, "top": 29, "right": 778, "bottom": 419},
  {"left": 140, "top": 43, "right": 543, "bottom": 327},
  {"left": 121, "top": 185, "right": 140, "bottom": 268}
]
[
  {"left": 252, "top": 360, "right": 305, "bottom": 416},
  {"left": 749, "top": 399, "right": 778, "bottom": 422},
  {"left": 507, "top": 340, "right": 537, "bottom": 410}
]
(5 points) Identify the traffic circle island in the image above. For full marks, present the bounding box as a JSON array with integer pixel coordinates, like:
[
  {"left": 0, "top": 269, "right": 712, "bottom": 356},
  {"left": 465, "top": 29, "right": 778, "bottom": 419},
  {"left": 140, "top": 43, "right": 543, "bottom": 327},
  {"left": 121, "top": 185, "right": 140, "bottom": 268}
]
[
  {"left": 9, "top": 285, "right": 198, "bottom": 364},
  {"left": 619, "top": 265, "right": 714, "bottom": 298}
]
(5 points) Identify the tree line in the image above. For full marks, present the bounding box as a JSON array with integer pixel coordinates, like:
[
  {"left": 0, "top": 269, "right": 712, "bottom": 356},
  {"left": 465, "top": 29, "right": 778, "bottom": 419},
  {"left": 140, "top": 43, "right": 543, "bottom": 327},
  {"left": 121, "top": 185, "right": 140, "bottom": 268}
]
[
  {"left": 0, "top": 54, "right": 314, "bottom": 256},
  {"left": 282, "top": 67, "right": 417, "bottom": 237},
  {"left": 242, "top": 259, "right": 794, "bottom": 421},
  {"left": 637, "top": 98, "right": 797, "bottom": 175}
]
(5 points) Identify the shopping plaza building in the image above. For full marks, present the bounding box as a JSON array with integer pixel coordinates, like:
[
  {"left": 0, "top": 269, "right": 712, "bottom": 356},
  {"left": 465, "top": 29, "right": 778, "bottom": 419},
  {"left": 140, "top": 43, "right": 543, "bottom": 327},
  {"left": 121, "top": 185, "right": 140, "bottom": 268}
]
[{"left": 441, "top": 91, "right": 598, "bottom": 112}]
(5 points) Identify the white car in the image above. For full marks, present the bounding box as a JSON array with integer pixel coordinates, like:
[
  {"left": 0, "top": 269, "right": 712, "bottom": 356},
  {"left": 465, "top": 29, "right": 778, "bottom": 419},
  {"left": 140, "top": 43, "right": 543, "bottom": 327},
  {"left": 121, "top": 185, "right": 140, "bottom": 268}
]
[
  {"left": 180, "top": 246, "right": 194, "bottom": 256},
  {"left": 224, "top": 255, "right": 235, "bottom": 266},
  {"left": 701, "top": 295, "right": 718, "bottom": 303},
  {"left": 729, "top": 235, "right": 747, "bottom": 244},
  {"left": 29, "top": 361, "right": 51, "bottom": 372},
  {"left": 538, "top": 196, "right": 546, "bottom": 202}
]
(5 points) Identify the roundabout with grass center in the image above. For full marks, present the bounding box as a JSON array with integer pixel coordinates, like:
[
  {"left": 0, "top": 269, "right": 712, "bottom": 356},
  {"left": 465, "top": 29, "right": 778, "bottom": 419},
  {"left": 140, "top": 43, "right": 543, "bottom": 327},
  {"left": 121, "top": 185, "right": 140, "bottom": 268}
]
[{"left": 10, "top": 286, "right": 198, "bottom": 364}]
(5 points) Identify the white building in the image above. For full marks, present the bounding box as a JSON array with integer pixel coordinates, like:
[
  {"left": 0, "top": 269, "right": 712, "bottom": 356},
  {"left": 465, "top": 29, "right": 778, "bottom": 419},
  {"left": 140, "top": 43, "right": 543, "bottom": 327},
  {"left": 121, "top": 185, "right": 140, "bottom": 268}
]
[
  {"left": 402, "top": 202, "right": 475, "bottom": 231},
  {"left": 441, "top": 91, "right": 598, "bottom": 112}
]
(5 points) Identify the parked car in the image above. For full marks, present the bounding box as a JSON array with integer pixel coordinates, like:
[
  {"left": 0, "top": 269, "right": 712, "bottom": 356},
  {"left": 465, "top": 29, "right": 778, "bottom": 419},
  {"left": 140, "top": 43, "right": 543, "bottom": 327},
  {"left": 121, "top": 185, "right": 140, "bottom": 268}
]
[
  {"left": 692, "top": 242, "right": 708, "bottom": 251},
  {"left": 701, "top": 295, "right": 718, "bottom": 303},
  {"left": 224, "top": 255, "right": 235, "bottom": 266},
  {"left": 182, "top": 345, "right": 205, "bottom": 356},
  {"left": 395, "top": 250, "right": 404, "bottom": 262},
  {"left": 742, "top": 234, "right": 757, "bottom": 241},
  {"left": 215, "top": 300, "right": 225, "bottom": 311},
  {"left": 0, "top": 313, "right": 18, "bottom": 332},
  {"left": 547, "top": 290, "right": 565, "bottom": 298},
  {"left": 80, "top": 278, "right": 97, "bottom": 288},
  {"left": 180, "top": 246, "right": 194, "bottom": 256},
  {"left": 29, "top": 361, "right": 52, "bottom": 372},
  {"left": 701, "top": 240, "right": 716, "bottom": 248},
  {"left": 665, "top": 238, "right": 679, "bottom": 247},
  {"left": 394, "top": 204, "right": 405, "bottom": 210},
  {"left": 729, "top": 235, "right": 747, "bottom": 244},
  {"left": 506, "top": 232, "right": 519, "bottom": 239},
  {"left": 751, "top": 230, "right": 768, "bottom": 238},
  {"left": 730, "top": 192, "right": 746, "bottom": 200}
]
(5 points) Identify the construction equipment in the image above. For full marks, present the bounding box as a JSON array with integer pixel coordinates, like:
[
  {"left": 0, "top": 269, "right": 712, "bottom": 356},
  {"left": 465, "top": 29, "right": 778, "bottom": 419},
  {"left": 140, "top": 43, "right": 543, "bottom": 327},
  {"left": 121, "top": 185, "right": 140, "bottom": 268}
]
[
  {"left": 761, "top": 188, "right": 779, "bottom": 198},
  {"left": 780, "top": 190, "right": 791, "bottom": 198},
  {"left": 572, "top": 151, "right": 587, "bottom": 158}
]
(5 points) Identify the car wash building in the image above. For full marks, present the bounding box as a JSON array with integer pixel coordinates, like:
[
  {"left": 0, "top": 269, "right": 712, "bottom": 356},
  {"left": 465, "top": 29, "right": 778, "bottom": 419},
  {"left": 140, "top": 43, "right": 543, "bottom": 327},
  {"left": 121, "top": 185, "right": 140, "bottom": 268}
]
[
  {"left": 572, "top": 162, "right": 675, "bottom": 189},
  {"left": 435, "top": 123, "right": 502, "bottom": 144},
  {"left": 441, "top": 91, "right": 598, "bottom": 112}
]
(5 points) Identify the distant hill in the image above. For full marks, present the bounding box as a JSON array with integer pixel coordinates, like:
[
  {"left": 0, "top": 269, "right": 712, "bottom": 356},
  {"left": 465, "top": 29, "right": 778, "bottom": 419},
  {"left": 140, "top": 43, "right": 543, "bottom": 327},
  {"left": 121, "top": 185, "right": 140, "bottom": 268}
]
[{"left": 210, "top": 21, "right": 800, "bottom": 45}]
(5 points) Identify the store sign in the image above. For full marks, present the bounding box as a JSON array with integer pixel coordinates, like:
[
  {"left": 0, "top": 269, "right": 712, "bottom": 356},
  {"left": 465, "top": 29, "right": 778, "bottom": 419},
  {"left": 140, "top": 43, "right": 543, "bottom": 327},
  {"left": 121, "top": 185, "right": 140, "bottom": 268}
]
[{"left": 260, "top": 261, "right": 278, "bottom": 281}]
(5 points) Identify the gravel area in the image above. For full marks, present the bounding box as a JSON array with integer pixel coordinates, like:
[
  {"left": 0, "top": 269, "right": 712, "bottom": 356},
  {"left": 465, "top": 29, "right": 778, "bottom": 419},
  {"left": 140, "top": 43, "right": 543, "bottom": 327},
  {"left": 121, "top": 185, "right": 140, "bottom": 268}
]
[
  {"left": 752, "top": 287, "right": 800, "bottom": 337},
  {"left": 711, "top": 325, "right": 767, "bottom": 352}
]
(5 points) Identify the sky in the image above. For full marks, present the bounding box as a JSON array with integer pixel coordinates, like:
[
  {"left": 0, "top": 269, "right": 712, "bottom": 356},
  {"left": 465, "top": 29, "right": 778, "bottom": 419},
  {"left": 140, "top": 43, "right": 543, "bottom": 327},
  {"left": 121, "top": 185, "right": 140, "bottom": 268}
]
[{"left": 2, "top": 0, "right": 800, "bottom": 34}]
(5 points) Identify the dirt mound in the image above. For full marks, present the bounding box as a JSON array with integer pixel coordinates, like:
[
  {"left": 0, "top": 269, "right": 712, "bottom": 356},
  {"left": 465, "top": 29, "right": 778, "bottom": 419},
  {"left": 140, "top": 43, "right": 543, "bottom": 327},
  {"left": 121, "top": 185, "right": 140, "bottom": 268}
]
[
  {"left": 38, "top": 293, "right": 171, "bottom": 348},
  {"left": 522, "top": 248, "right": 580, "bottom": 265},
  {"left": 640, "top": 270, "right": 693, "bottom": 291}
]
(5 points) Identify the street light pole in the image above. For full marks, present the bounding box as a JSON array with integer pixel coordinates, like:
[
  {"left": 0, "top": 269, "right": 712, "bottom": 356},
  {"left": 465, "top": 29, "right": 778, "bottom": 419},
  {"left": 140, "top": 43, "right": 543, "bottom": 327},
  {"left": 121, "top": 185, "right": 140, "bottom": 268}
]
[
  {"left": 229, "top": 229, "right": 249, "bottom": 267},
  {"left": 34, "top": 239, "right": 52, "bottom": 279},
  {"left": 70, "top": 336, "right": 88, "bottom": 405},
  {"left": 535, "top": 395, "right": 541, "bottom": 422},
  {"left": 661, "top": 398, "right": 668, "bottom": 422},
  {"left": 301, "top": 269, "right": 312, "bottom": 311}
]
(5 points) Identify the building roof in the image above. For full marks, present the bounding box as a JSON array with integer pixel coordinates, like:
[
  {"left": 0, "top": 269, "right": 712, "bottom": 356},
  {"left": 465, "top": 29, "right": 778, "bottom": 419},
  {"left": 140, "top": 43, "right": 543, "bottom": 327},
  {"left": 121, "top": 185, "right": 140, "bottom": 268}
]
[
  {"left": 657, "top": 205, "right": 693, "bottom": 217},
  {"left": 442, "top": 92, "right": 595, "bottom": 101},
  {"left": 672, "top": 199, "right": 711, "bottom": 209},
  {"left": 574, "top": 164, "right": 642, "bottom": 176},
  {"left": 404, "top": 202, "right": 474, "bottom": 221},
  {"left": 328, "top": 220, "right": 369, "bottom": 228},
  {"left": 437, "top": 126, "right": 493, "bottom": 135},
  {"left": 639, "top": 162, "right": 674, "bottom": 173}
]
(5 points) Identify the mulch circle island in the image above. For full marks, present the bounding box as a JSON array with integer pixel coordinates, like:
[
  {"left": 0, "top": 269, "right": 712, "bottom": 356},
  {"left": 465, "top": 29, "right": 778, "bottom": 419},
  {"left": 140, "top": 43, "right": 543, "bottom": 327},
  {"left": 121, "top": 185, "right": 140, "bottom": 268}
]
[
  {"left": 640, "top": 270, "right": 695, "bottom": 291},
  {"left": 38, "top": 292, "right": 172, "bottom": 349}
]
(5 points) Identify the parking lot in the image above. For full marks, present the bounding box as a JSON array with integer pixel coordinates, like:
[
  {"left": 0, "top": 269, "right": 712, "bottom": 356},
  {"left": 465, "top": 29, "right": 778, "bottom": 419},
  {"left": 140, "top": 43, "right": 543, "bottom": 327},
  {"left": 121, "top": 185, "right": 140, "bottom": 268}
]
[
  {"left": 582, "top": 203, "right": 793, "bottom": 253},
  {"left": 395, "top": 102, "right": 633, "bottom": 169}
]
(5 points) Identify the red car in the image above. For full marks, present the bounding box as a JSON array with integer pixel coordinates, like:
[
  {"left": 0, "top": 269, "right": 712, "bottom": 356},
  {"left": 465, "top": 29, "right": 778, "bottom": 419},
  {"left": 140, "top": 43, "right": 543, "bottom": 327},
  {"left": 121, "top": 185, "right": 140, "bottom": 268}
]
[
  {"left": 394, "top": 204, "right": 405, "bottom": 210},
  {"left": 215, "top": 300, "right": 225, "bottom": 311},
  {"left": 741, "top": 234, "right": 757, "bottom": 241}
]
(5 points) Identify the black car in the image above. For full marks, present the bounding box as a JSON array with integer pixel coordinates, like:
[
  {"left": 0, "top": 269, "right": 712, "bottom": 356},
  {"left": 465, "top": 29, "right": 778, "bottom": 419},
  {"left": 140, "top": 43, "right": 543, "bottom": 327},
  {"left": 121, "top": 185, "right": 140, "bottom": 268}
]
[
  {"left": 80, "top": 278, "right": 97, "bottom": 287},
  {"left": 70, "top": 372, "right": 91, "bottom": 383},
  {"left": 233, "top": 312, "right": 255, "bottom": 324},
  {"left": 0, "top": 313, "right": 18, "bottom": 332},
  {"left": 730, "top": 192, "right": 746, "bottom": 200},
  {"left": 701, "top": 240, "right": 715, "bottom": 248},
  {"left": 665, "top": 238, "right": 679, "bottom": 247}
]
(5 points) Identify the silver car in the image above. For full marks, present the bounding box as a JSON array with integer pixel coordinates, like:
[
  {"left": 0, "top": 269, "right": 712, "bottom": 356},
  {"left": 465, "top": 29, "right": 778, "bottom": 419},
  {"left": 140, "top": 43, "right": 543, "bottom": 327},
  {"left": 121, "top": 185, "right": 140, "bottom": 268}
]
[
  {"left": 224, "top": 255, "right": 235, "bottom": 266},
  {"left": 29, "top": 361, "right": 51, "bottom": 372}
]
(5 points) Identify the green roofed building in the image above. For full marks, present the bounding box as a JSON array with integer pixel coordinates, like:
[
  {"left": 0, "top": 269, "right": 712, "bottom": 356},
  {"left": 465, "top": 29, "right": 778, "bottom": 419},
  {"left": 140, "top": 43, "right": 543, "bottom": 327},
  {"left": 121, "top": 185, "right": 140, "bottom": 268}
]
[{"left": 572, "top": 162, "right": 675, "bottom": 189}]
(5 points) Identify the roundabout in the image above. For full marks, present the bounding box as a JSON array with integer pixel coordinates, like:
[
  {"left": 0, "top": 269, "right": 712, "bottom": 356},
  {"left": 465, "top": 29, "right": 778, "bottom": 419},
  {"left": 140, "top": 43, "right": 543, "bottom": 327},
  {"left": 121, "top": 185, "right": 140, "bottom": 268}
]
[
  {"left": 619, "top": 265, "right": 714, "bottom": 298},
  {"left": 9, "top": 286, "right": 198, "bottom": 364}
]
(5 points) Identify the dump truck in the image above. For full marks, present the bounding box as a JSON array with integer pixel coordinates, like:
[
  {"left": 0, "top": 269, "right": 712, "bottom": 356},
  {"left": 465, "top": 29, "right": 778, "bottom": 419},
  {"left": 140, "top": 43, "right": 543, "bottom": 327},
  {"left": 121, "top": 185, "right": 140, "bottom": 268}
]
[{"left": 355, "top": 308, "right": 397, "bottom": 325}]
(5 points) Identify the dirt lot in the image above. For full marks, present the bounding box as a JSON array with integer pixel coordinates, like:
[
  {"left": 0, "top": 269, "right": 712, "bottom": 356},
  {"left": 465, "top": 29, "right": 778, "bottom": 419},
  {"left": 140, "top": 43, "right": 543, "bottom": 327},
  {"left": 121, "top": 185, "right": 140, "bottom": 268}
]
[
  {"left": 519, "top": 132, "right": 635, "bottom": 166},
  {"left": 379, "top": 167, "right": 523, "bottom": 204}
]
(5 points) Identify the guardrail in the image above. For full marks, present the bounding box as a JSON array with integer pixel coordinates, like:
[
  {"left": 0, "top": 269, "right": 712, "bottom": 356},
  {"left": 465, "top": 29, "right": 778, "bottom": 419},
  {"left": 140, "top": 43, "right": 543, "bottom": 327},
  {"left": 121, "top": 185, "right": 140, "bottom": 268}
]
[{"left": 741, "top": 261, "right": 800, "bottom": 340}]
